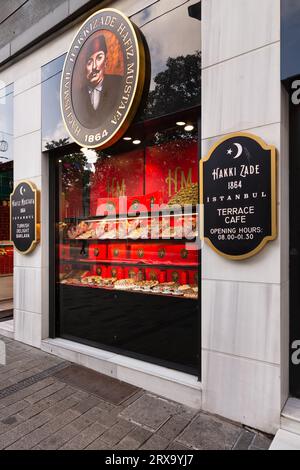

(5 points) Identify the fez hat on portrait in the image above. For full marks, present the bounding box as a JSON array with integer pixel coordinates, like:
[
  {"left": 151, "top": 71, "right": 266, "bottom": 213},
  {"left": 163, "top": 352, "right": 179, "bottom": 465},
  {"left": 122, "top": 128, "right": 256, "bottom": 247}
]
[{"left": 85, "top": 35, "right": 108, "bottom": 61}]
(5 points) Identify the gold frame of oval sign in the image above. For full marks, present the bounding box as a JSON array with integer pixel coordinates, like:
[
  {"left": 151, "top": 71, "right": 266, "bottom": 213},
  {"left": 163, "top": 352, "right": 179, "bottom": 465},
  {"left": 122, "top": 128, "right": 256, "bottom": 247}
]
[
  {"left": 10, "top": 180, "right": 41, "bottom": 255},
  {"left": 60, "top": 8, "right": 146, "bottom": 150},
  {"left": 200, "top": 132, "right": 277, "bottom": 261}
]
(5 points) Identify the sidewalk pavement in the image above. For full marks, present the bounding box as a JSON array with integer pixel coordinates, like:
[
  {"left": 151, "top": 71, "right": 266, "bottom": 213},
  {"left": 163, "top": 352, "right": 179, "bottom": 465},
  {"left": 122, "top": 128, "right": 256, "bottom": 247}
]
[{"left": 0, "top": 335, "right": 273, "bottom": 451}]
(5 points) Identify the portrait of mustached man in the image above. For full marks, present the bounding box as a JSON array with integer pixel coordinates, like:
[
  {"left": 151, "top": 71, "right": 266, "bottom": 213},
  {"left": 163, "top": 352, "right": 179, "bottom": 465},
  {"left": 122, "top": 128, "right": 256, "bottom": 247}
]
[{"left": 73, "top": 34, "right": 123, "bottom": 129}]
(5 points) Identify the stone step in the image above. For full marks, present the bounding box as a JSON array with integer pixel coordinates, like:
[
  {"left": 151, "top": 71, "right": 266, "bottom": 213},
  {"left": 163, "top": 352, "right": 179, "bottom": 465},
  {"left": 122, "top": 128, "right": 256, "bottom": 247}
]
[
  {"left": 270, "top": 429, "right": 300, "bottom": 450},
  {"left": 281, "top": 398, "right": 300, "bottom": 436}
]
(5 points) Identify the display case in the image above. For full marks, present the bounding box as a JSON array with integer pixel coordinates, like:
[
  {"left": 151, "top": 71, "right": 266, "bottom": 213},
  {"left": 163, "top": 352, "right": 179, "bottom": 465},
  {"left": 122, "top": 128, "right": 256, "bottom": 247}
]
[{"left": 59, "top": 210, "right": 199, "bottom": 300}]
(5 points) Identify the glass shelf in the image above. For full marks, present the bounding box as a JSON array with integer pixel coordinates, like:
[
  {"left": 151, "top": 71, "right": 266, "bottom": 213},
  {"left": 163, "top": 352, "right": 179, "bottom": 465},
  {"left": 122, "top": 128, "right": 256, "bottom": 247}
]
[
  {"left": 59, "top": 258, "right": 198, "bottom": 268},
  {"left": 59, "top": 281, "right": 198, "bottom": 300}
]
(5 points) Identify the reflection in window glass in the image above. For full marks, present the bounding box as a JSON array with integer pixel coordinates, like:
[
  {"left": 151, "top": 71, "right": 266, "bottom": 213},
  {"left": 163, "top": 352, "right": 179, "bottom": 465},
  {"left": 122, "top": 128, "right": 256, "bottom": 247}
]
[
  {"left": 41, "top": 0, "right": 201, "bottom": 150},
  {"left": 41, "top": 54, "right": 71, "bottom": 151}
]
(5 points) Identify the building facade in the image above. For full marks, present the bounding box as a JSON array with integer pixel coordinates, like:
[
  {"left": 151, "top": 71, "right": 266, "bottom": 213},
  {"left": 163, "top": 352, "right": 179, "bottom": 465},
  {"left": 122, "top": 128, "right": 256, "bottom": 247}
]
[{"left": 0, "top": 0, "right": 299, "bottom": 436}]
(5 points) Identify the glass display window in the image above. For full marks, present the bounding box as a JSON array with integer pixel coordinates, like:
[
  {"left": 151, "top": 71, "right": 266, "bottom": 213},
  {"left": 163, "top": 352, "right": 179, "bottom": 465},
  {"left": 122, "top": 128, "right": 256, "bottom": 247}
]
[
  {"left": 53, "top": 106, "right": 200, "bottom": 373},
  {"left": 49, "top": 0, "right": 201, "bottom": 374}
]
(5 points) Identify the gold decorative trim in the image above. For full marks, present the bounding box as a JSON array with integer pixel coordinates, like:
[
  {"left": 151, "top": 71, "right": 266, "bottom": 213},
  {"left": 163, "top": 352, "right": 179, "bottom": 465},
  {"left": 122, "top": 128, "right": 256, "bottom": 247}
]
[{"left": 200, "top": 131, "right": 277, "bottom": 261}]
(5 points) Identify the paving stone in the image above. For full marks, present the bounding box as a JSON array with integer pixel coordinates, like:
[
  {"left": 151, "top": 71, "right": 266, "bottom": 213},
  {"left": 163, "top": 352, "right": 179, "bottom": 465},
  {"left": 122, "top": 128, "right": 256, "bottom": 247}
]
[
  {"left": 0, "top": 400, "right": 29, "bottom": 419},
  {"left": 124, "top": 427, "right": 152, "bottom": 445},
  {"left": 114, "top": 436, "right": 141, "bottom": 450},
  {"left": 0, "top": 413, "right": 25, "bottom": 435},
  {"left": 115, "top": 427, "right": 152, "bottom": 450},
  {"left": 71, "top": 395, "right": 101, "bottom": 414},
  {"left": 120, "top": 394, "right": 180, "bottom": 431},
  {"left": 24, "top": 381, "right": 66, "bottom": 404},
  {"left": 18, "top": 386, "right": 76, "bottom": 419},
  {"left": 5, "top": 408, "right": 80, "bottom": 450},
  {"left": 167, "top": 441, "right": 192, "bottom": 450},
  {"left": 140, "top": 434, "right": 170, "bottom": 450},
  {"left": 71, "top": 390, "right": 90, "bottom": 401},
  {"left": 0, "top": 358, "right": 40, "bottom": 379},
  {"left": 40, "top": 411, "right": 106, "bottom": 450},
  {"left": 85, "top": 437, "right": 115, "bottom": 450},
  {"left": 249, "top": 434, "right": 272, "bottom": 450},
  {"left": 38, "top": 422, "right": 85, "bottom": 450},
  {"left": 157, "top": 415, "right": 190, "bottom": 440},
  {"left": 101, "top": 420, "right": 135, "bottom": 446},
  {"left": 233, "top": 430, "right": 255, "bottom": 450},
  {"left": 94, "top": 399, "right": 116, "bottom": 413},
  {"left": 121, "top": 390, "right": 145, "bottom": 407},
  {"left": 177, "top": 413, "right": 242, "bottom": 450},
  {"left": 44, "top": 395, "right": 81, "bottom": 418},
  {"left": 1, "top": 367, "right": 42, "bottom": 388},
  {"left": 60, "top": 422, "right": 107, "bottom": 450},
  {"left": 0, "top": 411, "right": 50, "bottom": 449},
  {"left": 94, "top": 409, "right": 119, "bottom": 428},
  {"left": 0, "top": 378, "right": 55, "bottom": 409}
]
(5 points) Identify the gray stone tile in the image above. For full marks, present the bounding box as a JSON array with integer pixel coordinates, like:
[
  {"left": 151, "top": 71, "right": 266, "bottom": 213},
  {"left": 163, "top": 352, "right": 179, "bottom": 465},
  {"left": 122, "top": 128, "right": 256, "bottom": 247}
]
[
  {"left": 60, "top": 422, "right": 106, "bottom": 450},
  {"left": 120, "top": 394, "right": 180, "bottom": 431},
  {"left": 0, "top": 413, "right": 25, "bottom": 435},
  {"left": 233, "top": 430, "right": 255, "bottom": 450},
  {"left": 140, "top": 434, "right": 170, "bottom": 450},
  {"left": 44, "top": 395, "right": 80, "bottom": 418},
  {"left": 115, "top": 426, "right": 153, "bottom": 450},
  {"left": 85, "top": 438, "right": 114, "bottom": 450},
  {"left": 177, "top": 413, "right": 242, "bottom": 450},
  {"left": 0, "top": 377, "right": 56, "bottom": 409},
  {"left": 125, "top": 427, "right": 152, "bottom": 445},
  {"left": 167, "top": 441, "right": 191, "bottom": 450},
  {"left": 121, "top": 390, "right": 145, "bottom": 407},
  {"left": 5, "top": 408, "right": 80, "bottom": 450},
  {"left": 71, "top": 395, "right": 101, "bottom": 414},
  {"left": 0, "top": 400, "right": 29, "bottom": 419},
  {"left": 0, "top": 411, "right": 50, "bottom": 449},
  {"left": 157, "top": 415, "right": 190, "bottom": 440},
  {"left": 101, "top": 420, "right": 135, "bottom": 446},
  {"left": 24, "top": 381, "right": 66, "bottom": 404},
  {"left": 18, "top": 386, "right": 75, "bottom": 419},
  {"left": 249, "top": 434, "right": 272, "bottom": 450},
  {"left": 94, "top": 409, "right": 120, "bottom": 428}
]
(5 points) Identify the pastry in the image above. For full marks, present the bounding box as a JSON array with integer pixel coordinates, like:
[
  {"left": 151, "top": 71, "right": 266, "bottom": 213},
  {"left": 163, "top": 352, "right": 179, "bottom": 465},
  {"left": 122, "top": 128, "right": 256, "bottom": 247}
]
[
  {"left": 168, "top": 183, "right": 198, "bottom": 206},
  {"left": 178, "top": 284, "right": 192, "bottom": 292},
  {"left": 114, "top": 279, "right": 135, "bottom": 290}
]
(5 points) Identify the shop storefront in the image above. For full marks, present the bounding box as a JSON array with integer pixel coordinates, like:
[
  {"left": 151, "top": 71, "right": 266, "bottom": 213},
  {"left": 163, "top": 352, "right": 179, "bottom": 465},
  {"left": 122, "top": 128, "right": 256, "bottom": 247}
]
[
  {"left": 42, "top": 3, "right": 201, "bottom": 377},
  {"left": 0, "top": 0, "right": 296, "bottom": 436}
]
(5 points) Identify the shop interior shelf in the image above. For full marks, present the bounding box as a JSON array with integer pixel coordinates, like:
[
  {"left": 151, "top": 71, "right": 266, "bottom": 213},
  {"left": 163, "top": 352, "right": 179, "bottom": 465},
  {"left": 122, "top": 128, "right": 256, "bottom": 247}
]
[
  {"left": 74, "top": 208, "right": 199, "bottom": 222},
  {"left": 62, "top": 237, "right": 198, "bottom": 243},
  {"left": 57, "top": 281, "right": 198, "bottom": 300},
  {"left": 59, "top": 258, "right": 198, "bottom": 269}
]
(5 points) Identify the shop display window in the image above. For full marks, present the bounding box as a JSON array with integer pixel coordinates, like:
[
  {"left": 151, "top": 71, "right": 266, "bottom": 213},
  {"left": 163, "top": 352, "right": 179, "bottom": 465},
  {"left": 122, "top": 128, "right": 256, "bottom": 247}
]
[
  {"left": 54, "top": 107, "right": 200, "bottom": 373},
  {"left": 50, "top": 0, "right": 201, "bottom": 373}
]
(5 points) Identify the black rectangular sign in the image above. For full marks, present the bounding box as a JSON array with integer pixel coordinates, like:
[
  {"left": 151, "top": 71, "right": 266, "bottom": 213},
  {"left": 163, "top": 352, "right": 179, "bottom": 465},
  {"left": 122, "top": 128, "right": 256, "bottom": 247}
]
[
  {"left": 200, "top": 133, "right": 277, "bottom": 260},
  {"left": 10, "top": 181, "right": 40, "bottom": 254}
]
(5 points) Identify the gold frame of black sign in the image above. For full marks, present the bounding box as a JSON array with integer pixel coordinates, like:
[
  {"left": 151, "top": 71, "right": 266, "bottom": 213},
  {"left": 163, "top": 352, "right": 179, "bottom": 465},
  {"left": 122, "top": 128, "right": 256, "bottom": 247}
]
[
  {"left": 200, "top": 132, "right": 277, "bottom": 261},
  {"left": 60, "top": 8, "right": 146, "bottom": 149},
  {"left": 10, "top": 180, "right": 40, "bottom": 255}
]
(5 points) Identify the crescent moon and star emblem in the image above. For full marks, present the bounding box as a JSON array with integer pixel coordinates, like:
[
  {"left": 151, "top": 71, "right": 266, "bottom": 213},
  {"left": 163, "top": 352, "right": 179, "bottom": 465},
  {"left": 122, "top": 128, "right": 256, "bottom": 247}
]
[
  {"left": 20, "top": 185, "right": 26, "bottom": 196},
  {"left": 227, "top": 143, "right": 243, "bottom": 159}
]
